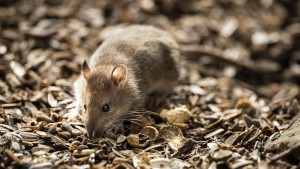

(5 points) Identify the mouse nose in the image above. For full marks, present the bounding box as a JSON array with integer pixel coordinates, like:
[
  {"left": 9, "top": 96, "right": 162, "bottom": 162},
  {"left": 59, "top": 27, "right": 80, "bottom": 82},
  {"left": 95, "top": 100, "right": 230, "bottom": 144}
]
[
  {"left": 87, "top": 128, "right": 105, "bottom": 138},
  {"left": 87, "top": 129, "right": 95, "bottom": 138}
]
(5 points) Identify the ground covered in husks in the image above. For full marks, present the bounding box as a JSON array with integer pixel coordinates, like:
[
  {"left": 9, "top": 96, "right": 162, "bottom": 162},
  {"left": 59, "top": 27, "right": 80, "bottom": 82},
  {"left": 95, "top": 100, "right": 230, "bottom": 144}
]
[{"left": 0, "top": 0, "right": 300, "bottom": 168}]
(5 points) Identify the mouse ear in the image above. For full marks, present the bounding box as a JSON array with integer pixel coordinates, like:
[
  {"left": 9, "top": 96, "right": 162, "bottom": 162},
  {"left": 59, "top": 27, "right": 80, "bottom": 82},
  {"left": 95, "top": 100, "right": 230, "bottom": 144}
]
[
  {"left": 111, "top": 64, "right": 127, "bottom": 87},
  {"left": 82, "top": 60, "right": 90, "bottom": 79}
]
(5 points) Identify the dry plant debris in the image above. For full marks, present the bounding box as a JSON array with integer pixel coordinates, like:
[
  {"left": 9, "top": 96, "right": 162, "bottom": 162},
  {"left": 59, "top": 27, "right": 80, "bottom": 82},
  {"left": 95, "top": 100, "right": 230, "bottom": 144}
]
[{"left": 0, "top": 0, "right": 300, "bottom": 168}]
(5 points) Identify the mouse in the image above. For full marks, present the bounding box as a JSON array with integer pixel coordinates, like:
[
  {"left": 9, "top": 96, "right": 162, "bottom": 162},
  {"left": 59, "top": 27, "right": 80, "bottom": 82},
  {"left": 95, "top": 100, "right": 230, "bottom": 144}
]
[
  {"left": 66, "top": 25, "right": 261, "bottom": 138},
  {"left": 70, "top": 25, "right": 181, "bottom": 138}
]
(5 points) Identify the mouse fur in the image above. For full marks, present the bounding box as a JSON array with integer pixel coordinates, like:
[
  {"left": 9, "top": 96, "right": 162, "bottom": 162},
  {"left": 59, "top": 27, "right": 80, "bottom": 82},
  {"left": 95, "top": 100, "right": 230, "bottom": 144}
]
[{"left": 73, "top": 25, "right": 181, "bottom": 138}]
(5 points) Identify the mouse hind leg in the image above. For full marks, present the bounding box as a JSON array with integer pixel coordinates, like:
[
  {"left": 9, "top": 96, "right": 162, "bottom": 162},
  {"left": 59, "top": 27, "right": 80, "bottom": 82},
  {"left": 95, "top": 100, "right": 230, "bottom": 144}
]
[
  {"left": 145, "top": 80, "right": 177, "bottom": 110},
  {"left": 146, "top": 92, "right": 170, "bottom": 111}
]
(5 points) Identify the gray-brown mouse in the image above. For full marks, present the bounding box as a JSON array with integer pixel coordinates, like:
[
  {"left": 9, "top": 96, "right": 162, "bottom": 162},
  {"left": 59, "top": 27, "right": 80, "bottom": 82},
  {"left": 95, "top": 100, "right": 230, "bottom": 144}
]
[{"left": 72, "top": 25, "right": 181, "bottom": 138}]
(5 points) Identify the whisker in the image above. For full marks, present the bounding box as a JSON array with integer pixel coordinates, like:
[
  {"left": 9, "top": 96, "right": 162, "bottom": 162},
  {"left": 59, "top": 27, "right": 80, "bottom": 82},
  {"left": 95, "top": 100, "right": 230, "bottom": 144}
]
[
  {"left": 122, "top": 126, "right": 132, "bottom": 131},
  {"left": 127, "top": 110, "right": 158, "bottom": 115},
  {"left": 106, "top": 121, "right": 135, "bottom": 133},
  {"left": 112, "top": 112, "right": 156, "bottom": 129},
  {"left": 116, "top": 115, "right": 138, "bottom": 121},
  {"left": 113, "top": 119, "right": 125, "bottom": 123},
  {"left": 114, "top": 119, "right": 145, "bottom": 128},
  {"left": 106, "top": 123, "right": 123, "bottom": 132},
  {"left": 126, "top": 121, "right": 145, "bottom": 127},
  {"left": 121, "top": 114, "right": 149, "bottom": 119},
  {"left": 122, "top": 118, "right": 150, "bottom": 124}
]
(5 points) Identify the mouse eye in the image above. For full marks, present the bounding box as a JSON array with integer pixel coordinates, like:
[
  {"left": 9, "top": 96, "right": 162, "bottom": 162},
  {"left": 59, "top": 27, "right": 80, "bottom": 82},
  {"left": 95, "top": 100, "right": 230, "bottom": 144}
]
[
  {"left": 83, "top": 104, "right": 87, "bottom": 110},
  {"left": 102, "top": 104, "right": 110, "bottom": 112}
]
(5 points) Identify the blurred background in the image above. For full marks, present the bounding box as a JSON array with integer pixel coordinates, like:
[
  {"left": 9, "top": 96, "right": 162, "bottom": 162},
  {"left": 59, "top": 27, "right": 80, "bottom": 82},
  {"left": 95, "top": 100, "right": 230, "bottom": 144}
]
[{"left": 0, "top": 0, "right": 299, "bottom": 89}]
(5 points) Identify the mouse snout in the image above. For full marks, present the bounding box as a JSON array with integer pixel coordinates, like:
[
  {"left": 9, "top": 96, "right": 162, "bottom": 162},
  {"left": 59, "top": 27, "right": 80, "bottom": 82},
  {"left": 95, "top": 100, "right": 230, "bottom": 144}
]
[{"left": 87, "top": 125, "right": 106, "bottom": 138}]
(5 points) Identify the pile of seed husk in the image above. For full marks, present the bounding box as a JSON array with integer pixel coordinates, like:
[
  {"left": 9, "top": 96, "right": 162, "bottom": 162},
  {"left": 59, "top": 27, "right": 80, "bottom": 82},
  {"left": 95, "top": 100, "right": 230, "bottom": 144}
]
[{"left": 1, "top": 0, "right": 300, "bottom": 168}]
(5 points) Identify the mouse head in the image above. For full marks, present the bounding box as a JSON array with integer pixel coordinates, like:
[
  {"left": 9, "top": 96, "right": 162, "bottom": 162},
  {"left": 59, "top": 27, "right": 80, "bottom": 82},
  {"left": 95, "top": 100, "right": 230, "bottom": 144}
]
[{"left": 81, "top": 60, "right": 139, "bottom": 138}]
